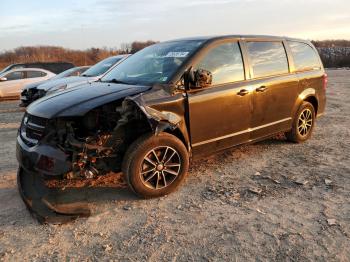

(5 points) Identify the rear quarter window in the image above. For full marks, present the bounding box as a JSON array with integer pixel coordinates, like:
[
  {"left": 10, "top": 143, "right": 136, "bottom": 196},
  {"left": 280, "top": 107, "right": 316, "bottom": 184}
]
[
  {"left": 288, "top": 41, "right": 321, "bottom": 72},
  {"left": 247, "top": 41, "right": 289, "bottom": 78},
  {"left": 26, "top": 71, "right": 46, "bottom": 78}
]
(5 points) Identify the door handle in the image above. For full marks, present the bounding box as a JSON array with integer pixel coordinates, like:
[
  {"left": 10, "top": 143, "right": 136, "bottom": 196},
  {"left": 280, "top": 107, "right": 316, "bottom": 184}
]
[
  {"left": 237, "top": 89, "right": 249, "bottom": 96},
  {"left": 256, "top": 86, "right": 268, "bottom": 92}
]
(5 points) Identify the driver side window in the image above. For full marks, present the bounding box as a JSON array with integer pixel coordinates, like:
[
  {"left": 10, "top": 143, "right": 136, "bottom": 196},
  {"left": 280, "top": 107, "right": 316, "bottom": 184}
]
[
  {"left": 5, "top": 71, "right": 25, "bottom": 81},
  {"left": 195, "top": 42, "right": 245, "bottom": 86}
]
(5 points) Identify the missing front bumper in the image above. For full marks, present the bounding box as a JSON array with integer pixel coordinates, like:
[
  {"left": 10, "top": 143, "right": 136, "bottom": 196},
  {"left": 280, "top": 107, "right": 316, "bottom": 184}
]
[{"left": 17, "top": 167, "right": 91, "bottom": 224}]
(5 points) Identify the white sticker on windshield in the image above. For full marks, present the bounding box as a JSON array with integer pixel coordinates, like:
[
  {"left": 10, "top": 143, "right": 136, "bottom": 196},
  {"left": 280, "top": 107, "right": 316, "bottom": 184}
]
[{"left": 165, "top": 52, "right": 189, "bottom": 58}]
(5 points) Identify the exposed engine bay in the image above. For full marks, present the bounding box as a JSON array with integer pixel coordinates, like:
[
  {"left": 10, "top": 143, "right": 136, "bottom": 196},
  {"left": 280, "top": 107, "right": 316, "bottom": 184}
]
[{"left": 48, "top": 99, "right": 152, "bottom": 179}]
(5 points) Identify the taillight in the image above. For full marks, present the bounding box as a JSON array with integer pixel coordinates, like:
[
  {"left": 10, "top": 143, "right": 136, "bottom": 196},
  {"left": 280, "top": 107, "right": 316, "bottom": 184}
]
[{"left": 323, "top": 73, "right": 328, "bottom": 90}]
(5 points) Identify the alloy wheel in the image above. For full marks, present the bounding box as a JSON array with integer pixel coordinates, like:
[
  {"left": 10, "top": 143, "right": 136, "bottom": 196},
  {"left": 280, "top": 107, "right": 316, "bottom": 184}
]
[
  {"left": 140, "top": 146, "right": 181, "bottom": 190},
  {"left": 297, "top": 108, "right": 313, "bottom": 136}
]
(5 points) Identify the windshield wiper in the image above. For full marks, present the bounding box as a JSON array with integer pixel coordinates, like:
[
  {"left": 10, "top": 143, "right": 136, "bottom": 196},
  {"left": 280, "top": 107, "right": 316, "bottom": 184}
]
[{"left": 106, "top": 78, "right": 131, "bottom": 85}]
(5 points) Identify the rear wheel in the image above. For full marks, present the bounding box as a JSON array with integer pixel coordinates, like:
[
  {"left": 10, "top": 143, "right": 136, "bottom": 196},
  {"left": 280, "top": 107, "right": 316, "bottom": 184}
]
[
  {"left": 122, "top": 132, "right": 189, "bottom": 198},
  {"left": 286, "top": 101, "right": 315, "bottom": 143}
]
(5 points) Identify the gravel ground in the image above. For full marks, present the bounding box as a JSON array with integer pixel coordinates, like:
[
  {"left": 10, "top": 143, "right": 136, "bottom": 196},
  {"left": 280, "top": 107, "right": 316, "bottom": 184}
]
[{"left": 0, "top": 70, "right": 349, "bottom": 261}]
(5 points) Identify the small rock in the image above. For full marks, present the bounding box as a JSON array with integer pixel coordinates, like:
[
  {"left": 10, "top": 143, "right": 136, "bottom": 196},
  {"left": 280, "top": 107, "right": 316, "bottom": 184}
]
[
  {"left": 123, "top": 206, "right": 132, "bottom": 211},
  {"left": 87, "top": 216, "right": 101, "bottom": 223},
  {"left": 294, "top": 179, "right": 309, "bottom": 185},
  {"left": 248, "top": 187, "right": 262, "bottom": 195},
  {"left": 177, "top": 205, "right": 182, "bottom": 210},
  {"left": 233, "top": 193, "right": 240, "bottom": 200},
  {"left": 256, "top": 208, "right": 266, "bottom": 215},
  {"left": 255, "top": 172, "right": 261, "bottom": 176},
  {"left": 103, "top": 244, "right": 113, "bottom": 252},
  {"left": 10, "top": 249, "right": 15, "bottom": 254},
  {"left": 327, "top": 218, "right": 337, "bottom": 226},
  {"left": 325, "top": 179, "right": 332, "bottom": 185},
  {"left": 266, "top": 176, "right": 281, "bottom": 184}
]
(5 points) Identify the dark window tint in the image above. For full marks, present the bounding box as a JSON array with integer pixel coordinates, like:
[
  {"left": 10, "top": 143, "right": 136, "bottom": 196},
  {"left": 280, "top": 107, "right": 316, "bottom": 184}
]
[
  {"left": 195, "top": 42, "right": 245, "bottom": 85},
  {"left": 288, "top": 41, "right": 321, "bottom": 71},
  {"left": 247, "top": 41, "right": 289, "bottom": 78},
  {"left": 5, "top": 71, "right": 25, "bottom": 80},
  {"left": 26, "top": 71, "right": 46, "bottom": 78}
]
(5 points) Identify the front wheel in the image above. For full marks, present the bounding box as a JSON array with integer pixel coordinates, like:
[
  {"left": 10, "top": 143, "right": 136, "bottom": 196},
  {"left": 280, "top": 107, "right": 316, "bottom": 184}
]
[
  {"left": 286, "top": 101, "right": 315, "bottom": 143},
  {"left": 122, "top": 132, "right": 189, "bottom": 198}
]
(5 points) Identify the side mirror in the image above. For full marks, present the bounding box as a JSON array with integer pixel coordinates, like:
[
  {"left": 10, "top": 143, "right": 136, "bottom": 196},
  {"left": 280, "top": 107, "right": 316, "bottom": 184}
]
[
  {"left": 0, "top": 77, "right": 7, "bottom": 82},
  {"left": 184, "top": 67, "right": 212, "bottom": 89}
]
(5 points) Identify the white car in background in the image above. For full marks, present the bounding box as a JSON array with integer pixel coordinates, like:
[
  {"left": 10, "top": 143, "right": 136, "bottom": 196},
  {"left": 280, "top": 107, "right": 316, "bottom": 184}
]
[
  {"left": 0, "top": 68, "right": 55, "bottom": 99},
  {"left": 25, "top": 54, "right": 130, "bottom": 105}
]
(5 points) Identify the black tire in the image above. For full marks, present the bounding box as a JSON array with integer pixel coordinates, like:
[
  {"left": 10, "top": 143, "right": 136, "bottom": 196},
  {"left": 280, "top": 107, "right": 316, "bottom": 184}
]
[
  {"left": 286, "top": 101, "right": 315, "bottom": 143},
  {"left": 122, "top": 132, "right": 189, "bottom": 198}
]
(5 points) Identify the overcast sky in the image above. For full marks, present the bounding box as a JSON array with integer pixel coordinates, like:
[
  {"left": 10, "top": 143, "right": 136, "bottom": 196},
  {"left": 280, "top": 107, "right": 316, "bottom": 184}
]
[{"left": 1, "top": 0, "right": 349, "bottom": 51}]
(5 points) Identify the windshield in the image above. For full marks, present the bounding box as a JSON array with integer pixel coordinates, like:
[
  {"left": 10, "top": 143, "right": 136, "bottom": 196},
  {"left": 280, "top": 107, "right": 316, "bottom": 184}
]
[
  {"left": 51, "top": 67, "right": 80, "bottom": 79},
  {"left": 82, "top": 56, "right": 123, "bottom": 77},
  {"left": 101, "top": 40, "right": 204, "bottom": 85},
  {"left": 0, "top": 65, "right": 14, "bottom": 75}
]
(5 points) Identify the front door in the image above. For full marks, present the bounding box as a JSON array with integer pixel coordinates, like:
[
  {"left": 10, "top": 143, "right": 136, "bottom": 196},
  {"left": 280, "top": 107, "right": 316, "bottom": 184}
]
[
  {"left": 0, "top": 71, "right": 26, "bottom": 97},
  {"left": 186, "top": 41, "right": 252, "bottom": 156}
]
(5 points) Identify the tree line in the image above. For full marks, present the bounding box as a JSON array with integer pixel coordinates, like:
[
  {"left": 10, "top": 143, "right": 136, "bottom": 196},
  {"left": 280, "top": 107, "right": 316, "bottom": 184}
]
[
  {"left": 0, "top": 40, "right": 349, "bottom": 70},
  {"left": 312, "top": 40, "right": 350, "bottom": 68},
  {"left": 0, "top": 41, "right": 157, "bottom": 70}
]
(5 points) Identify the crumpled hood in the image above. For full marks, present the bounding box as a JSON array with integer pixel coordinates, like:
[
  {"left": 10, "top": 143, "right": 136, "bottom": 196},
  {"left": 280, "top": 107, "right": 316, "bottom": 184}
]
[
  {"left": 37, "top": 76, "right": 97, "bottom": 91},
  {"left": 27, "top": 82, "right": 151, "bottom": 118}
]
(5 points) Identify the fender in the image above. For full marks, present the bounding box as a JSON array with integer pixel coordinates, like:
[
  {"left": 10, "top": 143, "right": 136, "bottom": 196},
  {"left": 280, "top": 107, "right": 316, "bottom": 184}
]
[
  {"left": 291, "top": 88, "right": 319, "bottom": 119},
  {"left": 126, "top": 91, "right": 192, "bottom": 154}
]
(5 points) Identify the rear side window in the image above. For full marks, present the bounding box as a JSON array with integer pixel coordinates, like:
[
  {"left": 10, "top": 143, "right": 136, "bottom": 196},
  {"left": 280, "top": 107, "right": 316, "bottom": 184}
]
[
  {"left": 26, "top": 71, "right": 46, "bottom": 78},
  {"left": 288, "top": 41, "right": 321, "bottom": 71},
  {"left": 195, "top": 42, "right": 245, "bottom": 85},
  {"left": 247, "top": 41, "right": 289, "bottom": 78}
]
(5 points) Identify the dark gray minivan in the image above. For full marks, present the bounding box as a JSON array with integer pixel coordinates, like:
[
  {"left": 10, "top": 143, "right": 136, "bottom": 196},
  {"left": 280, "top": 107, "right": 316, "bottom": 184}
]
[{"left": 17, "top": 35, "right": 326, "bottom": 203}]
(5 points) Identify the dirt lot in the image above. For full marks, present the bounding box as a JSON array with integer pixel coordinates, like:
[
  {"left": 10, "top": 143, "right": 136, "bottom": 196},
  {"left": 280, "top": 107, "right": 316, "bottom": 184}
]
[{"left": 0, "top": 70, "right": 349, "bottom": 261}]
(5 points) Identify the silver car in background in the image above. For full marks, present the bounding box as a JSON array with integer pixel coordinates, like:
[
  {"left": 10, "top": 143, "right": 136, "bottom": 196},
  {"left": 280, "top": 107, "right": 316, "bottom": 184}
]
[
  {"left": 24, "top": 54, "right": 129, "bottom": 105},
  {"left": 0, "top": 68, "right": 56, "bottom": 99},
  {"left": 20, "top": 66, "right": 90, "bottom": 106}
]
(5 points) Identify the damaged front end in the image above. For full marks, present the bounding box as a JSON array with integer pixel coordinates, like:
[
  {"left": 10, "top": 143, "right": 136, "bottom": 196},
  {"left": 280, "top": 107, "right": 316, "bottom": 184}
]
[
  {"left": 17, "top": 87, "right": 189, "bottom": 223},
  {"left": 19, "top": 97, "right": 153, "bottom": 177}
]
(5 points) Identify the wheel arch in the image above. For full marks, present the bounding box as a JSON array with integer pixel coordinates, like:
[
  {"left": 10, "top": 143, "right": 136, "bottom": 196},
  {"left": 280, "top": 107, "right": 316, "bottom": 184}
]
[
  {"left": 303, "top": 96, "right": 318, "bottom": 115},
  {"left": 163, "top": 127, "right": 188, "bottom": 150},
  {"left": 292, "top": 88, "right": 319, "bottom": 119}
]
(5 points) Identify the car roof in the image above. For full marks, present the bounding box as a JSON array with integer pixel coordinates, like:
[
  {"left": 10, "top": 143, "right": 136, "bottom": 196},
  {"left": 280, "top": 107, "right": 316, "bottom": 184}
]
[
  {"left": 2, "top": 68, "right": 56, "bottom": 74},
  {"left": 166, "top": 35, "right": 311, "bottom": 44}
]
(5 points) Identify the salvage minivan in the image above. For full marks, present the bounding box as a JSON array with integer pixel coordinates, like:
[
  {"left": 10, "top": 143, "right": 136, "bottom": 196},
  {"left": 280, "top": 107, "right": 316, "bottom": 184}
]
[{"left": 17, "top": 35, "right": 326, "bottom": 199}]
